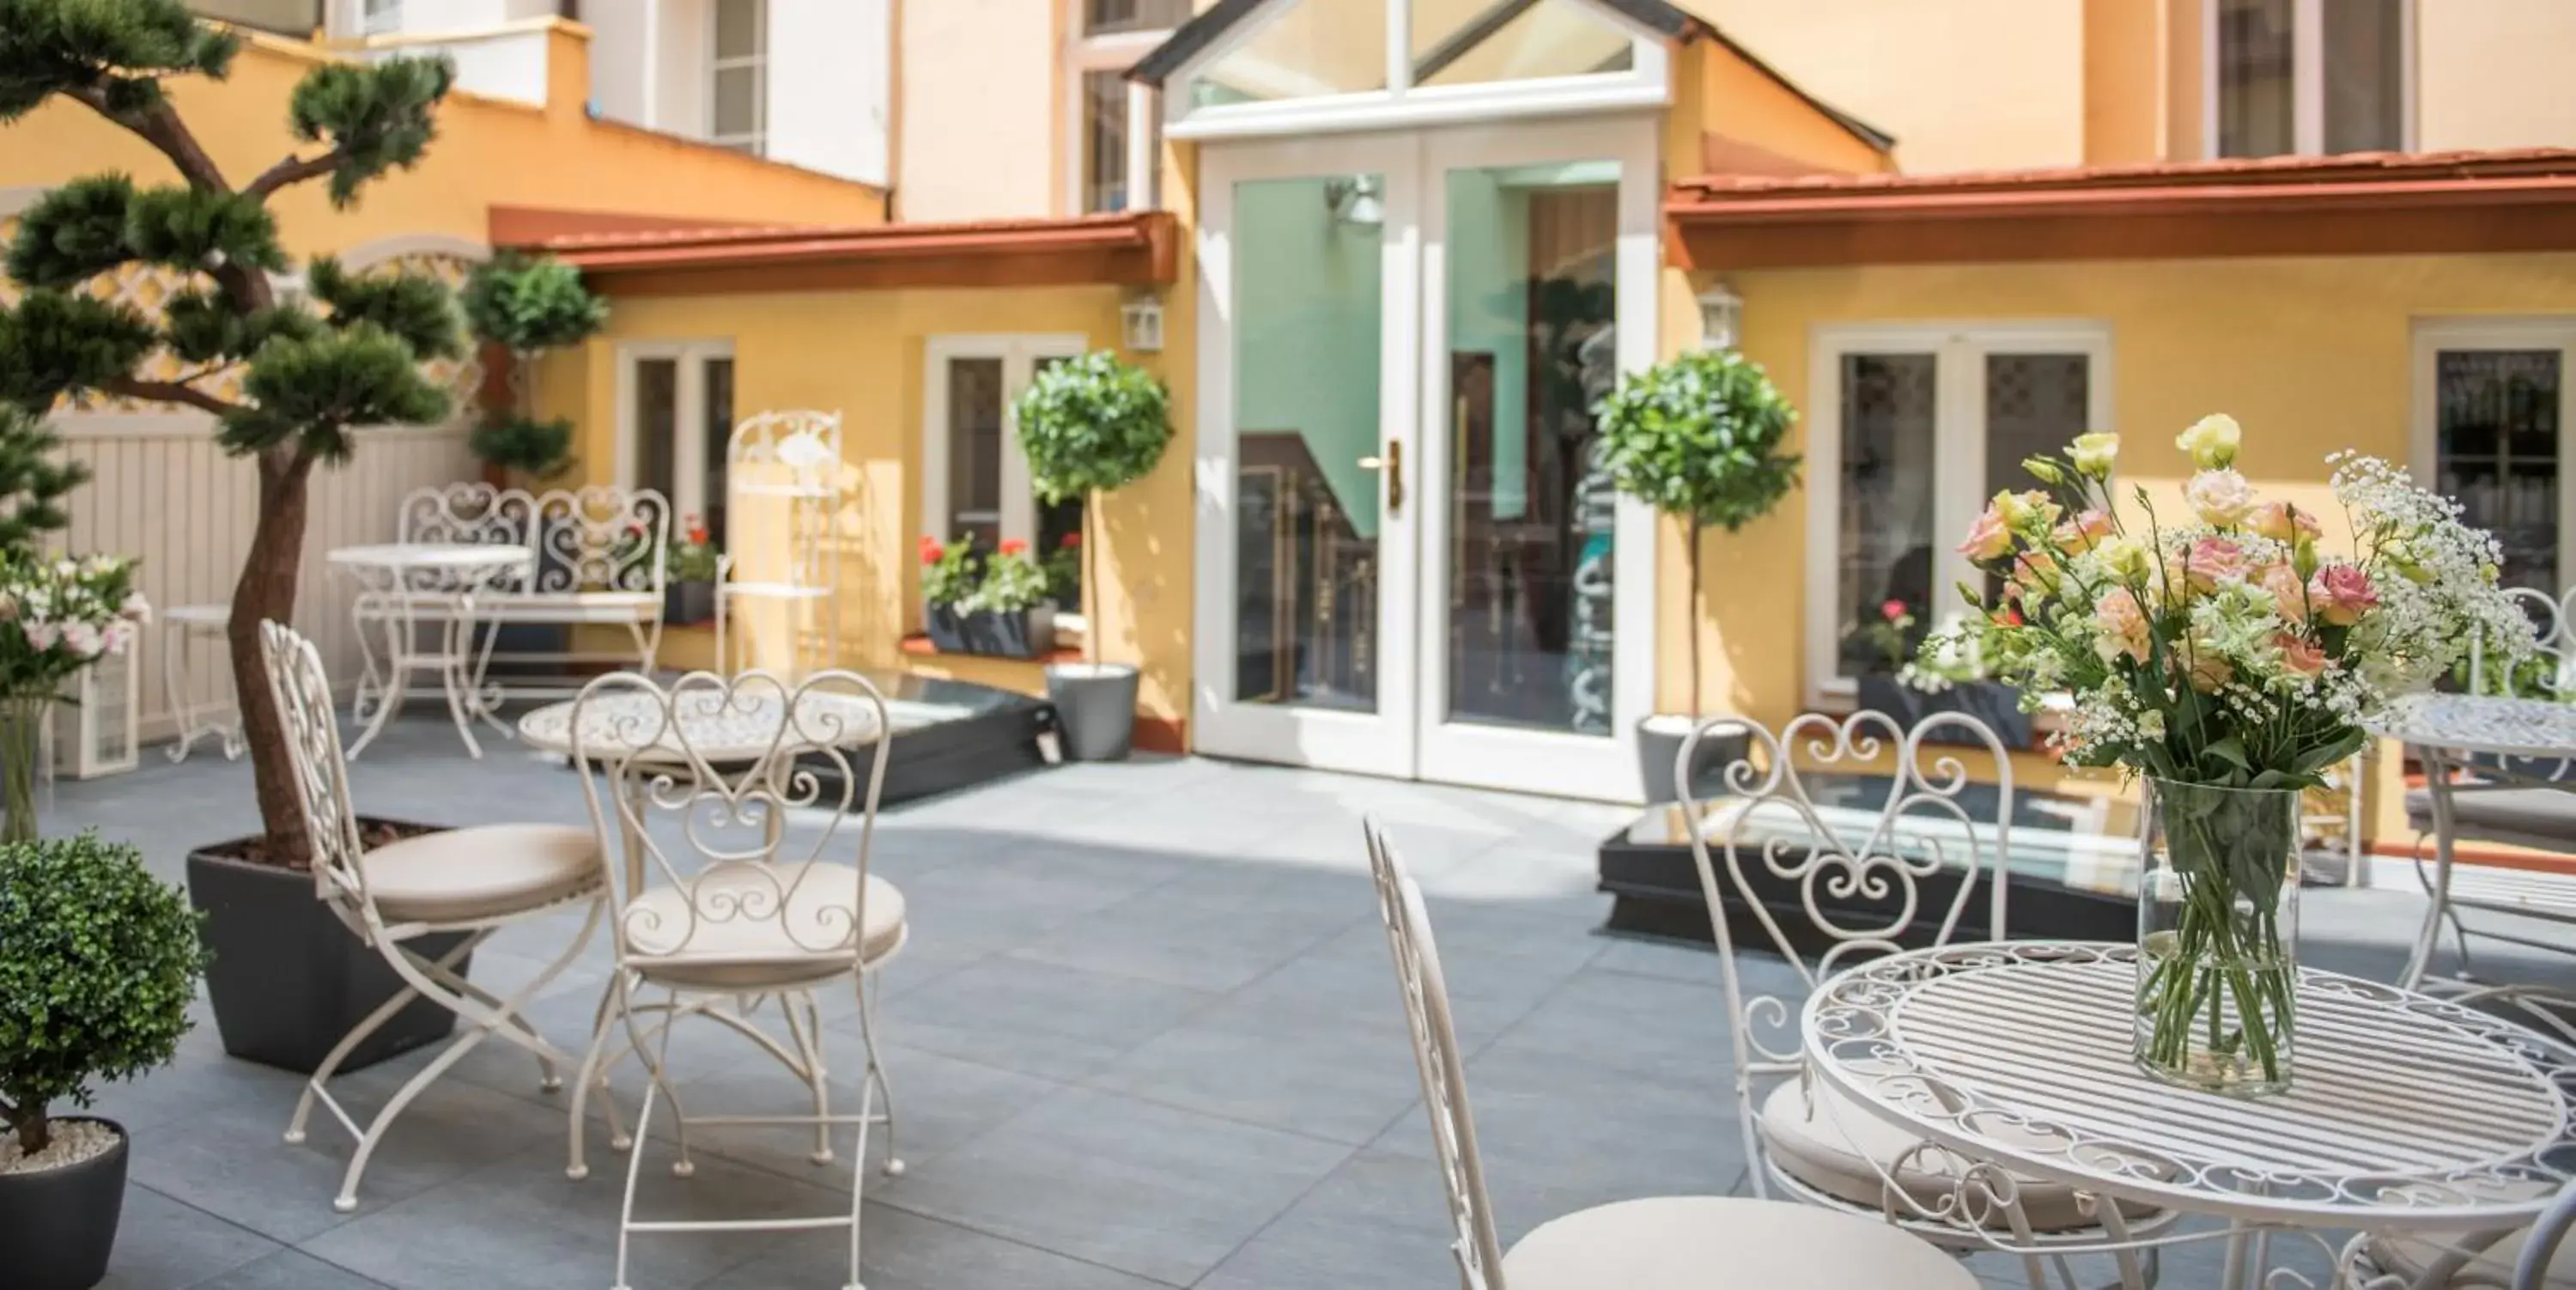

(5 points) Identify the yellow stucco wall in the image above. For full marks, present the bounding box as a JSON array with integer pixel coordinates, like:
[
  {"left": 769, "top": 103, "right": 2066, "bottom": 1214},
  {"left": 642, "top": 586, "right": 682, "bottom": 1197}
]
[
  {"left": 544, "top": 277, "right": 1200, "bottom": 724},
  {"left": 1669, "top": 37, "right": 1893, "bottom": 176},
  {"left": 2084, "top": 0, "right": 2166, "bottom": 165},
  {"left": 0, "top": 24, "right": 888, "bottom": 253},
  {"left": 1651, "top": 250, "right": 2576, "bottom": 832},
  {"left": 2417, "top": 0, "right": 2576, "bottom": 152},
  {"left": 1672, "top": 0, "right": 2087, "bottom": 174}
]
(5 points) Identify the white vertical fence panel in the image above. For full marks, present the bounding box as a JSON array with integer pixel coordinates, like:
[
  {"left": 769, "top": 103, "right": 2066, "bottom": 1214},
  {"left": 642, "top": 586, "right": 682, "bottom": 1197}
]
[{"left": 59, "top": 414, "right": 474, "bottom": 745}]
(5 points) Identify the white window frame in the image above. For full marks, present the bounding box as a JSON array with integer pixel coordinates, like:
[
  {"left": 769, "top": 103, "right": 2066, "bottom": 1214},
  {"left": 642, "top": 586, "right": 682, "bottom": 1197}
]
[
  {"left": 1804, "top": 321, "right": 2114, "bottom": 709},
  {"left": 361, "top": 0, "right": 402, "bottom": 36},
  {"left": 2202, "top": 0, "right": 2414, "bottom": 158},
  {"left": 2411, "top": 317, "right": 2576, "bottom": 588},
  {"left": 615, "top": 339, "right": 736, "bottom": 523},
  {"left": 1163, "top": 0, "right": 1669, "bottom": 142},
  {"left": 1065, "top": 1, "right": 1177, "bottom": 216},
  {"left": 708, "top": 0, "right": 768, "bottom": 154},
  {"left": 921, "top": 334, "right": 1089, "bottom": 551}
]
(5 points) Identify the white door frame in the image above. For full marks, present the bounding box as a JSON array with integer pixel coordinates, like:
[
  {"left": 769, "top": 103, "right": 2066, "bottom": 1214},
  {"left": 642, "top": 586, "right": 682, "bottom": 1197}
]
[
  {"left": 1412, "top": 114, "right": 1661, "bottom": 801},
  {"left": 1190, "top": 114, "right": 1661, "bottom": 799},
  {"left": 1192, "top": 131, "right": 1425, "bottom": 780},
  {"left": 613, "top": 338, "right": 735, "bottom": 521},
  {"left": 920, "top": 333, "right": 1089, "bottom": 548}
]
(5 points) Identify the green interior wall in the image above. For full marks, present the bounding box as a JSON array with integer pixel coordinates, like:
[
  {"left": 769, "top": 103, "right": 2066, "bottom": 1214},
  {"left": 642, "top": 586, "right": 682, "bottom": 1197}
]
[{"left": 1235, "top": 176, "right": 1386, "bottom": 537}]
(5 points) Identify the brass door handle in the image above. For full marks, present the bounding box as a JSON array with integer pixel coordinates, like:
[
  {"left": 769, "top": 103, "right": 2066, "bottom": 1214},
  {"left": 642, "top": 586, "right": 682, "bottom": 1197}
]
[{"left": 1358, "top": 439, "right": 1404, "bottom": 517}]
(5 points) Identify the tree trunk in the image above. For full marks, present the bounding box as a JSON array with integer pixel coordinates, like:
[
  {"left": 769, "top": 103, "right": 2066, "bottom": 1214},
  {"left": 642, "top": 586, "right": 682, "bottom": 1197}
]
[
  {"left": 1084, "top": 489, "right": 1099, "bottom": 666},
  {"left": 229, "top": 448, "right": 317, "bottom": 866},
  {"left": 5, "top": 1099, "right": 46, "bottom": 1157},
  {"left": 1686, "top": 514, "right": 1703, "bottom": 722}
]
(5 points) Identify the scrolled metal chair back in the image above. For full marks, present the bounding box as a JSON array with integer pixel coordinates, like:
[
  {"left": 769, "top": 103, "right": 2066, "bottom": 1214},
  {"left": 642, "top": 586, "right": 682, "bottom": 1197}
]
[
  {"left": 1675, "top": 711, "right": 2013, "bottom": 1097},
  {"left": 257, "top": 619, "right": 374, "bottom": 922},
  {"left": 532, "top": 485, "right": 671, "bottom": 596},
  {"left": 397, "top": 484, "right": 538, "bottom": 592},
  {"left": 569, "top": 668, "right": 892, "bottom": 974},
  {"left": 726, "top": 411, "right": 842, "bottom": 588},
  {"left": 1365, "top": 820, "right": 1506, "bottom": 1290},
  {"left": 2470, "top": 585, "right": 2575, "bottom": 699}
]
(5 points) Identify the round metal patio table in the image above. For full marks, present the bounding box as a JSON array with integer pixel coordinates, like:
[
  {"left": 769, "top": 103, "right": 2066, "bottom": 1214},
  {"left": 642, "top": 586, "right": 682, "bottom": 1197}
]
[
  {"left": 2366, "top": 692, "right": 2576, "bottom": 991},
  {"left": 330, "top": 541, "right": 532, "bottom": 759},
  {"left": 1801, "top": 941, "right": 2576, "bottom": 1288}
]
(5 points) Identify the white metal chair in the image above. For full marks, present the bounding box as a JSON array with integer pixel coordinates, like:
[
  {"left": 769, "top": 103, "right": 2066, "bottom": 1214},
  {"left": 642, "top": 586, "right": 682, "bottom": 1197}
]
[
  {"left": 257, "top": 619, "right": 609, "bottom": 1213},
  {"left": 162, "top": 603, "right": 241, "bottom": 762},
  {"left": 1362, "top": 818, "right": 1977, "bottom": 1289},
  {"left": 1674, "top": 711, "right": 2173, "bottom": 1288},
  {"left": 562, "top": 669, "right": 906, "bottom": 1290}
]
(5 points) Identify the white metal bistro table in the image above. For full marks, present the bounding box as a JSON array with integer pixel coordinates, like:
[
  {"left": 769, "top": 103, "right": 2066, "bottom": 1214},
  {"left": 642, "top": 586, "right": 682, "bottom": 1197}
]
[
  {"left": 329, "top": 542, "right": 532, "bottom": 759},
  {"left": 2367, "top": 692, "right": 2576, "bottom": 998},
  {"left": 1802, "top": 941, "right": 2576, "bottom": 1289}
]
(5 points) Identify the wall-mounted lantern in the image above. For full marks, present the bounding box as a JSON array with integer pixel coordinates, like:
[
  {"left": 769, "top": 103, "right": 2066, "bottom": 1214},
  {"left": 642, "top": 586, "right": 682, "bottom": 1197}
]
[
  {"left": 1697, "top": 280, "right": 1743, "bottom": 351},
  {"left": 1122, "top": 292, "right": 1166, "bottom": 353}
]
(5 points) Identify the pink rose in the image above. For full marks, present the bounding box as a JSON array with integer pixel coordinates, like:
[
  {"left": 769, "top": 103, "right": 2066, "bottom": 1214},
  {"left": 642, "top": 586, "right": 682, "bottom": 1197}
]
[
  {"left": 2052, "top": 508, "right": 2113, "bottom": 553},
  {"left": 101, "top": 619, "right": 135, "bottom": 656},
  {"left": 2309, "top": 563, "right": 2378, "bottom": 627},
  {"left": 2185, "top": 469, "right": 2259, "bottom": 527},
  {"left": 2181, "top": 537, "right": 2251, "bottom": 593},
  {"left": 2257, "top": 562, "right": 2309, "bottom": 621},
  {"left": 1957, "top": 507, "right": 2014, "bottom": 562},
  {"left": 118, "top": 591, "right": 152, "bottom": 624},
  {"left": 2275, "top": 631, "right": 2328, "bottom": 678},
  {"left": 2248, "top": 501, "right": 2320, "bottom": 545},
  {"left": 2093, "top": 587, "right": 2151, "bottom": 665}
]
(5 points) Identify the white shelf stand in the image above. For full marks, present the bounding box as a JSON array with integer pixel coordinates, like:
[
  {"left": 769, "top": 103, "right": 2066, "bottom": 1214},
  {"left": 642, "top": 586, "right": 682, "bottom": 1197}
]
[{"left": 714, "top": 411, "right": 844, "bottom": 678}]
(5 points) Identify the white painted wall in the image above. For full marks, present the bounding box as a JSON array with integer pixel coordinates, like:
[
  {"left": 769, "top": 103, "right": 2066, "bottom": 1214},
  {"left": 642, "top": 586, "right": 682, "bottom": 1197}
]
[
  {"left": 769, "top": 0, "right": 891, "bottom": 186},
  {"left": 358, "top": 24, "right": 550, "bottom": 104},
  {"left": 658, "top": 0, "right": 712, "bottom": 140},
  {"left": 897, "top": 0, "right": 1057, "bottom": 219}
]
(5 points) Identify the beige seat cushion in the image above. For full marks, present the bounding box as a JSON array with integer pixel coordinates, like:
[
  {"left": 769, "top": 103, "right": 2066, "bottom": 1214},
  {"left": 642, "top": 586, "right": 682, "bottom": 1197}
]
[
  {"left": 1502, "top": 1195, "right": 1979, "bottom": 1290},
  {"left": 2370, "top": 1193, "right": 2573, "bottom": 1290},
  {"left": 623, "top": 861, "right": 904, "bottom": 990},
  {"left": 363, "top": 824, "right": 603, "bottom": 924},
  {"left": 1760, "top": 1077, "right": 2156, "bottom": 1232}
]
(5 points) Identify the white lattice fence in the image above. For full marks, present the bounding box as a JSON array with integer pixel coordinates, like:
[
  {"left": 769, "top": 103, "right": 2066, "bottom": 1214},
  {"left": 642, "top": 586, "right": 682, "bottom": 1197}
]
[{"left": 61, "top": 416, "right": 476, "bottom": 745}]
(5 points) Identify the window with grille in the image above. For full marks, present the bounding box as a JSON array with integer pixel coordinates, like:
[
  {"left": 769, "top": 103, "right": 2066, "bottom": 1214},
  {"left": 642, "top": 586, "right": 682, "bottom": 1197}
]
[
  {"left": 2213, "top": 0, "right": 2404, "bottom": 158},
  {"left": 2418, "top": 323, "right": 2576, "bottom": 598}
]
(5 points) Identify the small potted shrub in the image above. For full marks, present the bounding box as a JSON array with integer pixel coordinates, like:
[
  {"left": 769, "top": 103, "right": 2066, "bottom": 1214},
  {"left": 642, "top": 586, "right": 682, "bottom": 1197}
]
[
  {"left": 920, "top": 535, "right": 977, "bottom": 652},
  {"left": 465, "top": 413, "right": 575, "bottom": 488},
  {"left": 461, "top": 253, "right": 606, "bottom": 490},
  {"left": 1595, "top": 348, "right": 1801, "bottom": 801},
  {"left": 1, "top": 832, "right": 207, "bottom": 1290},
  {"left": 662, "top": 514, "right": 720, "bottom": 626},
  {"left": 960, "top": 539, "right": 1057, "bottom": 659},
  {"left": 1013, "top": 351, "right": 1174, "bottom": 760}
]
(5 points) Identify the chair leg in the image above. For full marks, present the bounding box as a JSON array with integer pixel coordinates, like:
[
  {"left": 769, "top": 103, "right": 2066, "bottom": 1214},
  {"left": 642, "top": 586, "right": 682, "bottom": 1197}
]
[
  {"left": 567, "top": 973, "right": 632, "bottom": 1181},
  {"left": 164, "top": 624, "right": 197, "bottom": 764},
  {"left": 781, "top": 992, "right": 835, "bottom": 1165},
  {"left": 283, "top": 935, "right": 467, "bottom": 1147},
  {"left": 854, "top": 969, "right": 903, "bottom": 1177}
]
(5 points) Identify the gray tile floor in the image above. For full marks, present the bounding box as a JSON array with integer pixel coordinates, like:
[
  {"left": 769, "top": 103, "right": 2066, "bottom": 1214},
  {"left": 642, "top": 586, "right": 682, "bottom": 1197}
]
[{"left": 39, "top": 714, "right": 2576, "bottom": 1289}]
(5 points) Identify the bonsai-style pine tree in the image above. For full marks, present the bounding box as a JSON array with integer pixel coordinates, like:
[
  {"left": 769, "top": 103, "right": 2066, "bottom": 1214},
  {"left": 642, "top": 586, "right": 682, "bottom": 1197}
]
[{"left": 0, "top": 0, "right": 460, "bottom": 861}]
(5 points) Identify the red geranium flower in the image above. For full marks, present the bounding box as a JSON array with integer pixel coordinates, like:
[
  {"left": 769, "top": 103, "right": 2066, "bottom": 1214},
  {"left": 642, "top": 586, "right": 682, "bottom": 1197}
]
[
  {"left": 999, "top": 539, "right": 1028, "bottom": 557},
  {"left": 1880, "top": 599, "right": 1906, "bottom": 623},
  {"left": 687, "top": 524, "right": 709, "bottom": 546},
  {"left": 918, "top": 535, "right": 942, "bottom": 565},
  {"left": 1060, "top": 532, "right": 1081, "bottom": 548}
]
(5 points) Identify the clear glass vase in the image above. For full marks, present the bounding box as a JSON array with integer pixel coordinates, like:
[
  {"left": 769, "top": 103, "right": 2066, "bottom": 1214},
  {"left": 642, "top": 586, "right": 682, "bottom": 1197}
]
[
  {"left": 2135, "top": 777, "right": 2301, "bottom": 1095},
  {"left": 0, "top": 691, "right": 47, "bottom": 844}
]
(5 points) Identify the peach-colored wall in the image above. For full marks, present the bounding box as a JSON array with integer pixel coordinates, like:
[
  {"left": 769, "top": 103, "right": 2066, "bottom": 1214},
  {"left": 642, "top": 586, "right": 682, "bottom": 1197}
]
[
  {"left": 2086, "top": 0, "right": 2165, "bottom": 164},
  {"left": 894, "top": 0, "right": 1064, "bottom": 222},
  {"left": 2417, "top": 0, "right": 2576, "bottom": 152},
  {"left": 1677, "top": 37, "right": 1893, "bottom": 176},
  {"left": 1672, "top": 0, "right": 2087, "bottom": 174}
]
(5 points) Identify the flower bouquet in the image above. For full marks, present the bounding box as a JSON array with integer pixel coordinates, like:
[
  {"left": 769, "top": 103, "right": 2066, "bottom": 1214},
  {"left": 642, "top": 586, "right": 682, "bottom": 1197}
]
[
  {"left": 1931, "top": 417, "right": 2531, "bottom": 1092},
  {"left": 0, "top": 552, "right": 148, "bottom": 841}
]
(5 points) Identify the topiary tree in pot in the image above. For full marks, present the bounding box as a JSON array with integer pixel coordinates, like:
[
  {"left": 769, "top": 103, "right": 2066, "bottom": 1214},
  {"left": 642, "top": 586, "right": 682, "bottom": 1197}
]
[
  {"left": 459, "top": 251, "right": 605, "bottom": 485},
  {"left": 1012, "top": 350, "right": 1172, "bottom": 760},
  {"left": 0, "top": 831, "right": 206, "bottom": 1290},
  {"left": 0, "top": 2, "right": 458, "bottom": 866},
  {"left": 1595, "top": 347, "right": 1800, "bottom": 800}
]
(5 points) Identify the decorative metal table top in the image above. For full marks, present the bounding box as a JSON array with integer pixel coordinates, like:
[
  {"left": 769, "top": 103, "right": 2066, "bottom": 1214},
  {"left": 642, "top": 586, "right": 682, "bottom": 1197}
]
[
  {"left": 328, "top": 542, "right": 533, "bottom": 593},
  {"left": 1802, "top": 941, "right": 2576, "bottom": 1231},
  {"left": 2366, "top": 691, "right": 2576, "bottom": 760},
  {"left": 518, "top": 685, "right": 902, "bottom": 764}
]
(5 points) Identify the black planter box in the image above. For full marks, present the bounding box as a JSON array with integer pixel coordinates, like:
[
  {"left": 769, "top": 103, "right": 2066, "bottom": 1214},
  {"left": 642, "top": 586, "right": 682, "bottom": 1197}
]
[
  {"left": 0, "top": 1116, "right": 128, "bottom": 1290},
  {"left": 922, "top": 603, "right": 969, "bottom": 653},
  {"left": 186, "top": 822, "right": 470, "bottom": 1075},
  {"left": 961, "top": 605, "right": 1057, "bottom": 660},
  {"left": 662, "top": 579, "right": 716, "bottom": 626},
  {"left": 1855, "top": 674, "right": 2034, "bottom": 748}
]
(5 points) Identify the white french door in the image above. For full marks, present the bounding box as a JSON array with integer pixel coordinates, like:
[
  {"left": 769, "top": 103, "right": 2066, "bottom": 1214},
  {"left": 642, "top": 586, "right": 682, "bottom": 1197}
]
[{"left": 1192, "top": 116, "right": 1659, "bottom": 800}]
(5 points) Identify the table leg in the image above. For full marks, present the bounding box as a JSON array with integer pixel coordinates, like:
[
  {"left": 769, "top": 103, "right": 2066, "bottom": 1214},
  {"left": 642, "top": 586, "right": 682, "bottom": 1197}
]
[
  {"left": 2403, "top": 744, "right": 2461, "bottom": 991},
  {"left": 344, "top": 587, "right": 410, "bottom": 760},
  {"left": 437, "top": 593, "right": 488, "bottom": 759}
]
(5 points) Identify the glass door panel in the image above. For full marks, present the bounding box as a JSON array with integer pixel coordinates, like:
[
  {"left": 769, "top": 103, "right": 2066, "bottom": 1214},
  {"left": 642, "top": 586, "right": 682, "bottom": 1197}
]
[
  {"left": 1436, "top": 161, "right": 1618, "bottom": 735},
  {"left": 1229, "top": 174, "right": 1389, "bottom": 713}
]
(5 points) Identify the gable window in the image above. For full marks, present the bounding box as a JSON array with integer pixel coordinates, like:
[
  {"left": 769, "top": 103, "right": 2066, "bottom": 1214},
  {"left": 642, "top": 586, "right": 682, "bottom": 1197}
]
[
  {"left": 1157, "top": 0, "right": 1668, "bottom": 140},
  {"left": 620, "top": 341, "right": 736, "bottom": 537},
  {"left": 1805, "top": 324, "right": 2110, "bottom": 705},
  {"left": 2211, "top": 0, "right": 2406, "bottom": 159},
  {"left": 710, "top": 0, "right": 767, "bottom": 155},
  {"left": 923, "top": 335, "right": 1089, "bottom": 581},
  {"left": 1070, "top": 0, "right": 1187, "bottom": 214},
  {"left": 2414, "top": 320, "right": 2576, "bottom": 595}
]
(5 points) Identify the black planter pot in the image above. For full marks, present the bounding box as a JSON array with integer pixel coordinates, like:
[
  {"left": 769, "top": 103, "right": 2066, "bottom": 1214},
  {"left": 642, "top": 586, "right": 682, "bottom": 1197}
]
[
  {"left": 962, "top": 606, "right": 1057, "bottom": 660},
  {"left": 1854, "top": 674, "right": 2033, "bottom": 748},
  {"left": 922, "top": 603, "right": 970, "bottom": 653},
  {"left": 186, "top": 823, "right": 471, "bottom": 1075},
  {"left": 662, "top": 579, "right": 716, "bottom": 626},
  {"left": 1046, "top": 661, "right": 1139, "bottom": 761},
  {"left": 0, "top": 1116, "right": 129, "bottom": 1290}
]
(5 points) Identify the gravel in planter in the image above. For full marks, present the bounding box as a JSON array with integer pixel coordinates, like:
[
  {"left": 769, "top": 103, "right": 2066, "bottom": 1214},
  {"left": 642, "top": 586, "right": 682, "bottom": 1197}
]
[{"left": 0, "top": 1120, "right": 116, "bottom": 1176}]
